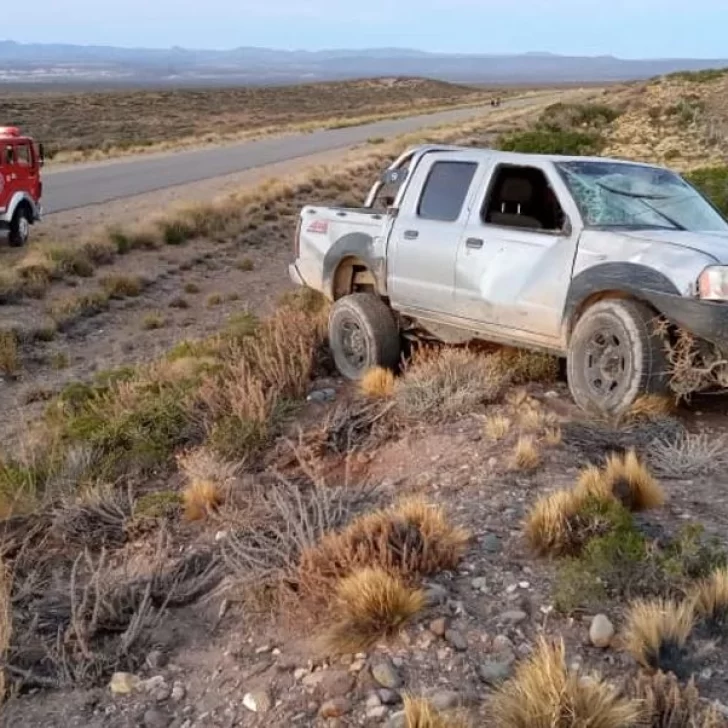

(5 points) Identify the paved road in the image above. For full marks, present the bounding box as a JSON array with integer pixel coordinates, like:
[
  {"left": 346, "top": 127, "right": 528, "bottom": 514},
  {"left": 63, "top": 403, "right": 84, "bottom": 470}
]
[{"left": 41, "top": 94, "right": 554, "bottom": 214}]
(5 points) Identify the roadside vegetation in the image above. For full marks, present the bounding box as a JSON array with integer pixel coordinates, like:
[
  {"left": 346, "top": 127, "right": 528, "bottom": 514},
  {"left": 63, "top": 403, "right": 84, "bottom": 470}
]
[{"left": 6, "top": 77, "right": 497, "bottom": 163}]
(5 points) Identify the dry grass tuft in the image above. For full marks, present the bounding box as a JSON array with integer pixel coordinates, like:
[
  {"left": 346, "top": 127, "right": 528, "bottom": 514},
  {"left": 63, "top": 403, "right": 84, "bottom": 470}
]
[
  {"left": 575, "top": 450, "right": 665, "bottom": 512},
  {"left": 325, "top": 567, "right": 425, "bottom": 653},
  {"left": 491, "top": 637, "right": 641, "bottom": 728},
  {"left": 484, "top": 414, "right": 512, "bottom": 441},
  {"left": 401, "top": 695, "right": 472, "bottom": 728},
  {"left": 629, "top": 671, "right": 724, "bottom": 728},
  {"left": 491, "top": 347, "right": 560, "bottom": 385},
  {"left": 360, "top": 366, "right": 396, "bottom": 399},
  {"left": 395, "top": 347, "right": 509, "bottom": 420},
  {"left": 543, "top": 427, "right": 563, "bottom": 446},
  {"left": 624, "top": 599, "right": 695, "bottom": 677},
  {"left": 690, "top": 567, "right": 728, "bottom": 634},
  {"left": 524, "top": 488, "right": 620, "bottom": 557},
  {"left": 627, "top": 394, "right": 676, "bottom": 420},
  {"left": 99, "top": 274, "right": 143, "bottom": 299},
  {"left": 0, "top": 330, "right": 20, "bottom": 378},
  {"left": 298, "top": 497, "right": 470, "bottom": 595},
  {"left": 648, "top": 432, "right": 728, "bottom": 478},
  {"left": 511, "top": 436, "right": 541, "bottom": 471},
  {"left": 0, "top": 556, "right": 10, "bottom": 703},
  {"left": 182, "top": 480, "right": 224, "bottom": 521}
]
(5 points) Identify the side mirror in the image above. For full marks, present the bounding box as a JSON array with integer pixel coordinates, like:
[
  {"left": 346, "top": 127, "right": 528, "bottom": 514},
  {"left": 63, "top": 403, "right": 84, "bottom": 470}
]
[{"left": 562, "top": 215, "right": 573, "bottom": 236}]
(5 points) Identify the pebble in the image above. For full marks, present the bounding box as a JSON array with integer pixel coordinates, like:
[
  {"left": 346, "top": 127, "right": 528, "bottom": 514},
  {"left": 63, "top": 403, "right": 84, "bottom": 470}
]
[
  {"left": 307, "top": 388, "right": 336, "bottom": 403},
  {"left": 349, "top": 658, "right": 367, "bottom": 673},
  {"left": 429, "top": 617, "right": 448, "bottom": 637},
  {"left": 145, "top": 650, "right": 167, "bottom": 670},
  {"left": 320, "top": 698, "right": 352, "bottom": 718},
  {"left": 500, "top": 610, "right": 528, "bottom": 625},
  {"left": 445, "top": 629, "right": 468, "bottom": 651},
  {"left": 482, "top": 533, "right": 502, "bottom": 553},
  {"left": 143, "top": 708, "right": 170, "bottom": 728},
  {"left": 387, "top": 712, "right": 407, "bottom": 728},
  {"left": 492, "top": 635, "right": 514, "bottom": 653},
  {"left": 302, "top": 669, "right": 354, "bottom": 696},
  {"left": 424, "top": 584, "right": 449, "bottom": 606},
  {"left": 171, "top": 683, "right": 186, "bottom": 701},
  {"left": 378, "top": 689, "right": 401, "bottom": 705},
  {"left": 479, "top": 659, "right": 515, "bottom": 686},
  {"left": 109, "top": 673, "right": 140, "bottom": 695},
  {"left": 243, "top": 691, "right": 272, "bottom": 713},
  {"left": 471, "top": 577, "right": 488, "bottom": 592},
  {"left": 371, "top": 659, "right": 402, "bottom": 689},
  {"left": 590, "top": 614, "right": 615, "bottom": 648},
  {"left": 366, "top": 693, "right": 383, "bottom": 708},
  {"left": 429, "top": 690, "right": 460, "bottom": 710},
  {"left": 367, "top": 706, "right": 390, "bottom": 720}
]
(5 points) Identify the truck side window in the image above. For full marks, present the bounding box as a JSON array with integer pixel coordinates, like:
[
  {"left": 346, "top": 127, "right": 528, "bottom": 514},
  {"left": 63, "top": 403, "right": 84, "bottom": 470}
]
[
  {"left": 4, "top": 145, "right": 14, "bottom": 165},
  {"left": 417, "top": 161, "right": 478, "bottom": 222},
  {"left": 16, "top": 143, "right": 31, "bottom": 167}
]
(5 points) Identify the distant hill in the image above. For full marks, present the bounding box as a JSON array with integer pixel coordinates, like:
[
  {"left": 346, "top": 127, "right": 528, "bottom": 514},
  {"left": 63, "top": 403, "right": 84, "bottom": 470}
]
[{"left": 1, "top": 40, "right": 727, "bottom": 87}]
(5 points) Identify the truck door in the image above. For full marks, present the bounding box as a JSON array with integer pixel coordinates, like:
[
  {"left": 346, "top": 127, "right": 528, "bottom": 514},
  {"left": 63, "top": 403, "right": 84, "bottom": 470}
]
[
  {"left": 0, "top": 142, "right": 19, "bottom": 211},
  {"left": 388, "top": 153, "right": 482, "bottom": 315},
  {"left": 454, "top": 160, "right": 582, "bottom": 343},
  {"left": 14, "top": 140, "right": 39, "bottom": 205}
]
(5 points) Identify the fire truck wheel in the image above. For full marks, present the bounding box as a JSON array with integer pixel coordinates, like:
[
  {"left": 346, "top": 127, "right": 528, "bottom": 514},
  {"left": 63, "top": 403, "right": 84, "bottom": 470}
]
[{"left": 8, "top": 207, "right": 30, "bottom": 247}]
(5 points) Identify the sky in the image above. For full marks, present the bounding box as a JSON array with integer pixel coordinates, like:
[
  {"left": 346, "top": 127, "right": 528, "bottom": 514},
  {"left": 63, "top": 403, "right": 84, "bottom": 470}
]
[{"left": 9, "top": 0, "right": 728, "bottom": 59}]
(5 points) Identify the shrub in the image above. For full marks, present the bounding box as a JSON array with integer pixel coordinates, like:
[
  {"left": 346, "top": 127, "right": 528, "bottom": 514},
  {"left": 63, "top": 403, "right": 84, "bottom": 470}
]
[
  {"left": 0, "top": 331, "right": 20, "bottom": 378},
  {"left": 491, "top": 637, "right": 641, "bottom": 728},
  {"left": 100, "top": 274, "right": 143, "bottom": 299},
  {"left": 395, "top": 347, "right": 508, "bottom": 420},
  {"left": 511, "top": 435, "right": 540, "bottom": 471},
  {"left": 497, "top": 129, "right": 603, "bottom": 156},
  {"left": 360, "top": 366, "right": 395, "bottom": 398},
  {"left": 400, "top": 696, "right": 472, "bottom": 728},
  {"left": 623, "top": 599, "right": 695, "bottom": 678},
  {"left": 325, "top": 567, "right": 425, "bottom": 652}
]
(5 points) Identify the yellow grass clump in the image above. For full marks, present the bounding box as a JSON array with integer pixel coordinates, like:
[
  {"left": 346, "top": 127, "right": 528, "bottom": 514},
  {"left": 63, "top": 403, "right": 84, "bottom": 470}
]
[
  {"left": 511, "top": 435, "right": 541, "bottom": 471},
  {"left": 401, "top": 695, "right": 472, "bottom": 728},
  {"left": 491, "top": 637, "right": 641, "bottom": 728},
  {"left": 325, "top": 567, "right": 425, "bottom": 653},
  {"left": 575, "top": 450, "right": 665, "bottom": 512},
  {"left": 690, "top": 566, "right": 728, "bottom": 632},
  {"left": 627, "top": 394, "right": 676, "bottom": 421},
  {"left": 360, "top": 366, "right": 396, "bottom": 398},
  {"left": 298, "top": 497, "right": 471, "bottom": 595},
  {"left": 484, "top": 414, "right": 511, "bottom": 441},
  {"left": 623, "top": 599, "right": 695, "bottom": 675},
  {"left": 629, "top": 671, "right": 724, "bottom": 728}
]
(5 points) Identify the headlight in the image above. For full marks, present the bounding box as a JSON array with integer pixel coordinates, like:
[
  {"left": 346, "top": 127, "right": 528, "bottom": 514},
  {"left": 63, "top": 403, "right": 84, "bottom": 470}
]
[{"left": 698, "top": 266, "right": 728, "bottom": 300}]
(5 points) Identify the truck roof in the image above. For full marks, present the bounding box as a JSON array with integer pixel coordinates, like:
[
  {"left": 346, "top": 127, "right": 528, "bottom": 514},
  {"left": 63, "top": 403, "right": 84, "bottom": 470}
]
[
  {"left": 0, "top": 126, "right": 31, "bottom": 142},
  {"left": 404, "top": 143, "right": 665, "bottom": 170}
]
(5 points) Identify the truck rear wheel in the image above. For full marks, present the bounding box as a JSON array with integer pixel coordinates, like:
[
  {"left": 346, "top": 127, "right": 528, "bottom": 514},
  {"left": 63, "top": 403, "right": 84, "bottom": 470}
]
[
  {"left": 8, "top": 207, "right": 30, "bottom": 247},
  {"left": 567, "top": 298, "right": 669, "bottom": 416},
  {"left": 328, "top": 293, "right": 401, "bottom": 380}
]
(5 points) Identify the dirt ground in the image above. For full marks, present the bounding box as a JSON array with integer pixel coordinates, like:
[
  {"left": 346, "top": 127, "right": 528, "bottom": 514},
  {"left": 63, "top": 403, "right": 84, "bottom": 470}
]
[{"left": 2, "top": 89, "right": 728, "bottom": 727}]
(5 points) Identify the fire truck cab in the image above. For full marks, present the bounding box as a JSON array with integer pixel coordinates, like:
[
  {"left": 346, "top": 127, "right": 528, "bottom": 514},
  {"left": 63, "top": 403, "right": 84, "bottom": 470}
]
[{"left": 0, "top": 126, "right": 44, "bottom": 247}]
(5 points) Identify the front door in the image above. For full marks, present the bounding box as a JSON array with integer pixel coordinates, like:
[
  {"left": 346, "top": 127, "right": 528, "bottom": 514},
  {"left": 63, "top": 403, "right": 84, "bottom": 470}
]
[
  {"left": 388, "top": 153, "right": 482, "bottom": 315},
  {"left": 454, "top": 161, "right": 583, "bottom": 343}
]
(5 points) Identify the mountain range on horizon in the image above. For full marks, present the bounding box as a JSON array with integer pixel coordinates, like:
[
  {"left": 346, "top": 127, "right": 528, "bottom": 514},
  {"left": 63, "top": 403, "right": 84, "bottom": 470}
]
[{"left": 2, "top": 39, "right": 728, "bottom": 87}]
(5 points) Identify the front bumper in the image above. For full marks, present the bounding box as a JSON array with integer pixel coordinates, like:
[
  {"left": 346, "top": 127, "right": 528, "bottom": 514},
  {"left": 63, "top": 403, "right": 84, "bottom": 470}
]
[{"left": 653, "top": 291, "right": 728, "bottom": 354}]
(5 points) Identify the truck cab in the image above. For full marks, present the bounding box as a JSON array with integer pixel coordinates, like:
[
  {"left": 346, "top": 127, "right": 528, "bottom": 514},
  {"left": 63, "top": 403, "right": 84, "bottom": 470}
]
[
  {"left": 291, "top": 144, "right": 728, "bottom": 416},
  {"left": 0, "top": 126, "right": 44, "bottom": 247}
]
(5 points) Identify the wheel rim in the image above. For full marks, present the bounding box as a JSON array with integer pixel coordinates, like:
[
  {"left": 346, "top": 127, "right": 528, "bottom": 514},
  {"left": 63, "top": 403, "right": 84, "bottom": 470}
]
[
  {"left": 339, "top": 319, "right": 368, "bottom": 371},
  {"left": 584, "top": 328, "right": 630, "bottom": 400},
  {"left": 18, "top": 216, "right": 29, "bottom": 241}
]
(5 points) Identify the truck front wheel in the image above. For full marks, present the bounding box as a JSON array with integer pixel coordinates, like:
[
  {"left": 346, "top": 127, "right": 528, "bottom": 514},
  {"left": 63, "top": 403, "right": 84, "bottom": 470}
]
[
  {"left": 328, "top": 293, "right": 401, "bottom": 380},
  {"left": 567, "top": 298, "right": 669, "bottom": 416},
  {"left": 8, "top": 207, "right": 30, "bottom": 247}
]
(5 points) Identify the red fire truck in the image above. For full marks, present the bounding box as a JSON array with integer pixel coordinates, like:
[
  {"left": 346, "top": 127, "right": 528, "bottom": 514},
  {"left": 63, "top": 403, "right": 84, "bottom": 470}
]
[{"left": 0, "top": 126, "right": 44, "bottom": 246}]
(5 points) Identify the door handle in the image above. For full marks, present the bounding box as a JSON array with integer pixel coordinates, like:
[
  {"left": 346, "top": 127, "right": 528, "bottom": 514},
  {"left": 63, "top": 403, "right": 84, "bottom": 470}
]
[
  {"left": 403, "top": 229, "right": 419, "bottom": 240},
  {"left": 465, "top": 237, "right": 484, "bottom": 249}
]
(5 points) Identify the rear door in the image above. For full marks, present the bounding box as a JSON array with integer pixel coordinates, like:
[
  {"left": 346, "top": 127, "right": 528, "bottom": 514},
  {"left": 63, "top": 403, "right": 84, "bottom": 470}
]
[
  {"left": 388, "top": 152, "right": 483, "bottom": 315},
  {"left": 0, "top": 142, "right": 20, "bottom": 212}
]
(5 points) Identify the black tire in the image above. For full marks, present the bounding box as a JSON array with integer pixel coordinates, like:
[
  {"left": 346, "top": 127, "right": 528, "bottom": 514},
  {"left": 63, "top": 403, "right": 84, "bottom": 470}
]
[
  {"left": 328, "top": 293, "right": 401, "bottom": 380},
  {"left": 8, "top": 206, "right": 30, "bottom": 247},
  {"left": 567, "top": 298, "right": 668, "bottom": 416}
]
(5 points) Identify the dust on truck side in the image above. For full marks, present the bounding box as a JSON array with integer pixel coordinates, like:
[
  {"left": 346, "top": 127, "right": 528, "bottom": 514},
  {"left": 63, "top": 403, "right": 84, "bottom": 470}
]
[
  {"left": 289, "top": 143, "right": 728, "bottom": 416},
  {"left": 0, "top": 126, "right": 45, "bottom": 247}
]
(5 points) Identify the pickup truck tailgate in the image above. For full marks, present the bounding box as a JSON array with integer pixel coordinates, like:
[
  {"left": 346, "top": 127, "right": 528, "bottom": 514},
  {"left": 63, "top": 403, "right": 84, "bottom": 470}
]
[{"left": 292, "top": 204, "right": 387, "bottom": 294}]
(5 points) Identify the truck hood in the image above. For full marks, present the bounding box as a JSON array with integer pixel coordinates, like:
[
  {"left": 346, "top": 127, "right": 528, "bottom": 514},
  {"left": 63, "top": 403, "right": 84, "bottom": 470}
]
[{"left": 618, "top": 229, "right": 728, "bottom": 263}]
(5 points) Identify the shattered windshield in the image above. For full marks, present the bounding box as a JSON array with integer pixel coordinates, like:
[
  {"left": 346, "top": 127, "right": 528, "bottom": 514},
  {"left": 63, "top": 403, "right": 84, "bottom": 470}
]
[{"left": 555, "top": 160, "right": 728, "bottom": 233}]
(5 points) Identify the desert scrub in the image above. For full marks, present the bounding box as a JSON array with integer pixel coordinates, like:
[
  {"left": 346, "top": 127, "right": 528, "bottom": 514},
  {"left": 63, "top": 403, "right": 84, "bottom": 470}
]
[
  {"left": 0, "top": 331, "right": 20, "bottom": 378},
  {"left": 498, "top": 129, "right": 603, "bottom": 156},
  {"left": 685, "top": 166, "right": 728, "bottom": 217},
  {"left": 395, "top": 347, "right": 508, "bottom": 420},
  {"left": 100, "top": 274, "right": 143, "bottom": 299}
]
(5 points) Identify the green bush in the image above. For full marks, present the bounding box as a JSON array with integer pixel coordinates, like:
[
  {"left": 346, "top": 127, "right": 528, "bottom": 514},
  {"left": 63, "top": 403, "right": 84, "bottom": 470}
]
[
  {"left": 665, "top": 68, "right": 728, "bottom": 84},
  {"left": 685, "top": 166, "right": 728, "bottom": 216},
  {"left": 497, "top": 129, "right": 603, "bottom": 156},
  {"left": 538, "top": 102, "right": 620, "bottom": 132}
]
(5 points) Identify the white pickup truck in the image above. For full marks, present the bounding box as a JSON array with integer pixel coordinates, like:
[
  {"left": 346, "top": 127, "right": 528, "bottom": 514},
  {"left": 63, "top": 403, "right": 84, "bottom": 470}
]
[{"left": 289, "top": 144, "right": 728, "bottom": 415}]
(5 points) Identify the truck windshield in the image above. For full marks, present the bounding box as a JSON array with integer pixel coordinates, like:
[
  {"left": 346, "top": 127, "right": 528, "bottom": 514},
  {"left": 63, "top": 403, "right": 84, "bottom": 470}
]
[{"left": 555, "top": 160, "right": 728, "bottom": 233}]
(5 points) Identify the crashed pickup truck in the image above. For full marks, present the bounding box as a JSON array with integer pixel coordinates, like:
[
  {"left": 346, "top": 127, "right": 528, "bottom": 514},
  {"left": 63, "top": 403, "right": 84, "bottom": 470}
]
[{"left": 289, "top": 143, "right": 728, "bottom": 415}]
